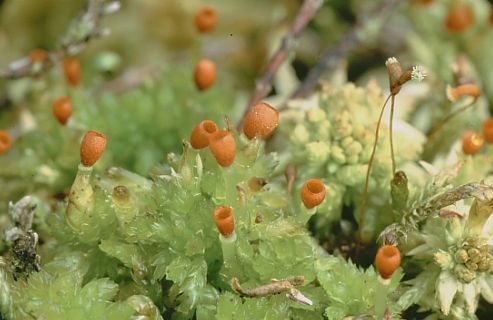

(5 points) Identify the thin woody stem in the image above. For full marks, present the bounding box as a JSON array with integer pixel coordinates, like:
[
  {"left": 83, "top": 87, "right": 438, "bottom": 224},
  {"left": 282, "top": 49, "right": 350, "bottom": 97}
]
[
  {"left": 237, "top": 0, "right": 324, "bottom": 129},
  {"left": 389, "top": 95, "right": 396, "bottom": 175},
  {"left": 285, "top": 164, "right": 297, "bottom": 193},
  {"left": 291, "top": 0, "right": 404, "bottom": 100},
  {"left": 357, "top": 94, "right": 392, "bottom": 247},
  {"left": 427, "top": 98, "right": 478, "bottom": 143},
  {"left": 0, "top": 0, "right": 118, "bottom": 80},
  {"left": 231, "top": 276, "right": 305, "bottom": 297}
]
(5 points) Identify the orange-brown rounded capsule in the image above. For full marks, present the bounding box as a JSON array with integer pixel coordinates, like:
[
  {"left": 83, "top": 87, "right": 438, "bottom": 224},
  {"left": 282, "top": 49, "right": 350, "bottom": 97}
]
[
  {"left": 52, "top": 96, "right": 73, "bottom": 125},
  {"left": 0, "top": 130, "right": 12, "bottom": 155},
  {"left": 375, "top": 245, "right": 401, "bottom": 279},
  {"left": 209, "top": 130, "right": 236, "bottom": 167},
  {"left": 30, "top": 49, "right": 49, "bottom": 64},
  {"left": 445, "top": 4, "right": 474, "bottom": 33},
  {"left": 194, "top": 59, "right": 216, "bottom": 91},
  {"left": 190, "top": 120, "right": 218, "bottom": 149},
  {"left": 63, "top": 57, "right": 82, "bottom": 86},
  {"left": 462, "top": 130, "right": 484, "bottom": 155},
  {"left": 446, "top": 84, "right": 480, "bottom": 102},
  {"left": 243, "top": 102, "right": 280, "bottom": 140},
  {"left": 214, "top": 206, "right": 235, "bottom": 237},
  {"left": 301, "top": 179, "right": 326, "bottom": 209},
  {"left": 195, "top": 5, "right": 218, "bottom": 33},
  {"left": 80, "top": 130, "right": 107, "bottom": 166},
  {"left": 483, "top": 118, "right": 493, "bottom": 144}
]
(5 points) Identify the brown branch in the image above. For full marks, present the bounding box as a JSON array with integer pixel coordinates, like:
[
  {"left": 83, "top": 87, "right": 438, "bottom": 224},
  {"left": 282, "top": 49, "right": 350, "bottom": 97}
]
[
  {"left": 426, "top": 98, "right": 478, "bottom": 143},
  {"left": 0, "top": 0, "right": 120, "bottom": 80},
  {"left": 231, "top": 276, "right": 305, "bottom": 297},
  {"left": 237, "top": 0, "right": 324, "bottom": 129},
  {"left": 291, "top": 0, "right": 405, "bottom": 100}
]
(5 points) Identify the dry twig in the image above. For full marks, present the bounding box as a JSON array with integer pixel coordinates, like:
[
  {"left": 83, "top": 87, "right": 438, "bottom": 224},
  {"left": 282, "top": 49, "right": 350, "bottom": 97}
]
[
  {"left": 238, "top": 0, "right": 324, "bottom": 129},
  {"left": 231, "top": 276, "right": 305, "bottom": 297},
  {"left": 231, "top": 276, "right": 312, "bottom": 305},
  {"left": 291, "top": 0, "right": 405, "bottom": 100},
  {"left": 0, "top": 0, "right": 120, "bottom": 80}
]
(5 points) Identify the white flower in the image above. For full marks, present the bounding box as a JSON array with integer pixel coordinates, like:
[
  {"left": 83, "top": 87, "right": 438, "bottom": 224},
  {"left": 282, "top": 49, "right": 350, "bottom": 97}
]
[
  {"left": 385, "top": 57, "right": 398, "bottom": 66},
  {"left": 411, "top": 65, "right": 427, "bottom": 82},
  {"left": 437, "top": 270, "right": 458, "bottom": 315},
  {"left": 434, "top": 250, "right": 453, "bottom": 269}
]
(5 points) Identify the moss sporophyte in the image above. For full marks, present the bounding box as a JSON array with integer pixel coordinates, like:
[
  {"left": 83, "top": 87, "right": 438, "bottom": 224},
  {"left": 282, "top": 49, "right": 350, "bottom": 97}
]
[
  {"left": 29, "top": 49, "right": 49, "bottom": 64},
  {"left": 190, "top": 120, "right": 219, "bottom": 149},
  {"left": 482, "top": 118, "right": 493, "bottom": 144},
  {"left": 0, "top": 130, "right": 12, "bottom": 155},
  {"left": 243, "top": 102, "right": 280, "bottom": 140},
  {"left": 358, "top": 57, "right": 426, "bottom": 246},
  {"left": 445, "top": 3, "right": 475, "bottom": 33},
  {"left": 209, "top": 130, "right": 236, "bottom": 167},
  {"left": 461, "top": 130, "right": 484, "bottom": 155},
  {"left": 214, "top": 206, "right": 235, "bottom": 238},
  {"left": 195, "top": 5, "right": 218, "bottom": 33},
  {"left": 52, "top": 96, "right": 73, "bottom": 125},
  {"left": 375, "top": 245, "right": 401, "bottom": 280},
  {"left": 63, "top": 57, "right": 81, "bottom": 86},
  {"left": 80, "top": 130, "right": 107, "bottom": 167},
  {"left": 194, "top": 59, "right": 216, "bottom": 91},
  {"left": 301, "top": 179, "right": 326, "bottom": 209}
]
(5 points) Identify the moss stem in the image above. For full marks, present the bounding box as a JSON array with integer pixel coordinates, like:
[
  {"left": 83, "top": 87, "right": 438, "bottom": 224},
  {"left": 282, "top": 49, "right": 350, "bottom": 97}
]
[
  {"left": 219, "top": 232, "right": 237, "bottom": 268},
  {"left": 66, "top": 164, "right": 94, "bottom": 232},
  {"left": 357, "top": 94, "right": 391, "bottom": 248}
]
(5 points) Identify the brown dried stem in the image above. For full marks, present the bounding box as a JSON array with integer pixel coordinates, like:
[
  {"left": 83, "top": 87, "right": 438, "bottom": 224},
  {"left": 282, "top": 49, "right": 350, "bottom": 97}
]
[
  {"left": 426, "top": 98, "right": 478, "bottom": 143},
  {"left": 0, "top": 0, "right": 119, "bottom": 80},
  {"left": 237, "top": 0, "right": 324, "bottom": 129},
  {"left": 389, "top": 95, "right": 396, "bottom": 175},
  {"left": 356, "top": 94, "right": 391, "bottom": 247},
  {"left": 231, "top": 276, "right": 305, "bottom": 297},
  {"left": 291, "top": 0, "right": 405, "bottom": 100}
]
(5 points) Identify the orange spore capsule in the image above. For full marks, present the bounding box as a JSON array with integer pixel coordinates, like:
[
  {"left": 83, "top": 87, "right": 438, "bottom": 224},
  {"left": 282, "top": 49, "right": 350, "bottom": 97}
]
[
  {"left": 214, "top": 206, "right": 235, "bottom": 237},
  {"left": 190, "top": 120, "right": 218, "bottom": 149},
  {"left": 195, "top": 5, "right": 218, "bottom": 33},
  {"left": 445, "top": 4, "right": 474, "bottom": 33},
  {"left": 194, "top": 59, "right": 216, "bottom": 91},
  {"left": 483, "top": 118, "right": 493, "bottom": 144},
  {"left": 375, "top": 245, "right": 401, "bottom": 279},
  {"left": 52, "top": 96, "right": 73, "bottom": 125},
  {"left": 301, "top": 179, "right": 326, "bottom": 209},
  {"left": 243, "top": 102, "right": 280, "bottom": 140},
  {"left": 0, "top": 130, "right": 12, "bottom": 155},
  {"left": 209, "top": 130, "right": 236, "bottom": 167},
  {"left": 447, "top": 84, "right": 480, "bottom": 102},
  {"left": 80, "top": 130, "right": 107, "bottom": 166},
  {"left": 462, "top": 130, "right": 484, "bottom": 155},
  {"left": 30, "top": 49, "right": 49, "bottom": 63},
  {"left": 63, "top": 57, "right": 82, "bottom": 86}
]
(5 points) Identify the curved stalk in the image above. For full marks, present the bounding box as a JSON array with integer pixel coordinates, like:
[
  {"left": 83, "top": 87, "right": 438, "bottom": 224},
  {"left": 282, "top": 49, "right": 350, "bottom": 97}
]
[
  {"left": 427, "top": 98, "right": 478, "bottom": 143},
  {"left": 357, "top": 94, "right": 391, "bottom": 246},
  {"left": 389, "top": 95, "right": 396, "bottom": 175},
  {"left": 219, "top": 232, "right": 237, "bottom": 268},
  {"left": 66, "top": 164, "right": 94, "bottom": 232}
]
